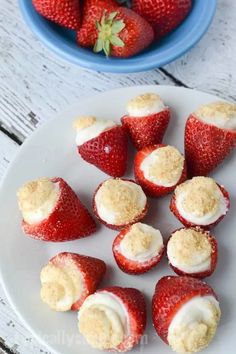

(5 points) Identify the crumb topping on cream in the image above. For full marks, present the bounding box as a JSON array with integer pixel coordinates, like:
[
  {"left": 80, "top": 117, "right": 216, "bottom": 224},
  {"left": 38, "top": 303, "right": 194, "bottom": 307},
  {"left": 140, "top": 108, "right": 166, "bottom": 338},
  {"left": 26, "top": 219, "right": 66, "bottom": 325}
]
[
  {"left": 95, "top": 179, "right": 147, "bottom": 225},
  {"left": 119, "top": 223, "right": 163, "bottom": 262},
  {"left": 167, "top": 228, "right": 212, "bottom": 272},
  {"left": 17, "top": 178, "right": 59, "bottom": 224},
  {"left": 141, "top": 146, "right": 184, "bottom": 187},
  {"left": 74, "top": 117, "right": 116, "bottom": 146},
  {"left": 78, "top": 292, "right": 127, "bottom": 350},
  {"left": 73, "top": 116, "right": 97, "bottom": 131},
  {"left": 195, "top": 101, "right": 236, "bottom": 120},
  {"left": 175, "top": 177, "right": 220, "bottom": 217},
  {"left": 127, "top": 93, "right": 165, "bottom": 117},
  {"left": 79, "top": 306, "right": 124, "bottom": 349},
  {"left": 40, "top": 260, "right": 82, "bottom": 312},
  {"left": 122, "top": 224, "right": 153, "bottom": 257},
  {"left": 168, "top": 296, "right": 221, "bottom": 353},
  {"left": 194, "top": 101, "right": 236, "bottom": 130}
]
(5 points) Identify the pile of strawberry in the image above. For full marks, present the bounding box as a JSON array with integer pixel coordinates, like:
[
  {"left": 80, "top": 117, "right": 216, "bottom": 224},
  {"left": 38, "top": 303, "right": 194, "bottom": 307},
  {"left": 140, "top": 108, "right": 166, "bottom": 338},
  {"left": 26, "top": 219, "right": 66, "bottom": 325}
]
[{"left": 32, "top": 0, "right": 192, "bottom": 58}]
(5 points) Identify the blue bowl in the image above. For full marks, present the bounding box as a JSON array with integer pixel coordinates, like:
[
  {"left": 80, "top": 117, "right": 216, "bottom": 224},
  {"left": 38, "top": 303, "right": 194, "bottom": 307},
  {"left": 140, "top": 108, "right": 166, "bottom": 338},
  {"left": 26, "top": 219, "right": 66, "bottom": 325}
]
[{"left": 19, "top": 0, "right": 217, "bottom": 73}]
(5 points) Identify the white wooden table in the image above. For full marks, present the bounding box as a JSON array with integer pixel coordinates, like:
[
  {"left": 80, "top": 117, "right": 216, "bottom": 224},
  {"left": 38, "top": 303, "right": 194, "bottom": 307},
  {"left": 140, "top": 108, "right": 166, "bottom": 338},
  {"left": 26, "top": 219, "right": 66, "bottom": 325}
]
[{"left": 0, "top": 0, "right": 235, "bottom": 353}]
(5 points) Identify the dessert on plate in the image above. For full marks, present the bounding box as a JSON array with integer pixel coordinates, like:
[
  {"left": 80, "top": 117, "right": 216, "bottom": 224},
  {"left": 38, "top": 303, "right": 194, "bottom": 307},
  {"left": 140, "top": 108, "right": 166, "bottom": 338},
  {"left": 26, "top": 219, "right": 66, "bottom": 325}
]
[
  {"left": 170, "top": 176, "right": 230, "bottom": 229},
  {"left": 74, "top": 116, "right": 128, "bottom": 177},
  {"left": 93, "top": 178, "right": 148, "bottom": 230},
  {"left": 121, "top": 93, "right": 171, "bottom": 150},
  {"left": 40, "top": 252, "right": 106, "bottom": 311},
  {"left": 134, "top": 144, "right": 187, "bottom": 197},
  {"left": 78, "top": 286, "right": 146, "bottom": 352},
  {"left": 167, "top": 227, "right": 218, "bottom": 278},
  {"left": 112, "top": 222, "right": 165, "bottom": 274},
  {"left": 152, "top": 276, "right": 221, "bottom": 354},
  {"left": 17, "top": 177, "right": 96, "bottom": 241},
  {"left": 185, "top": 101, "right": 236, "bottom": 176}
]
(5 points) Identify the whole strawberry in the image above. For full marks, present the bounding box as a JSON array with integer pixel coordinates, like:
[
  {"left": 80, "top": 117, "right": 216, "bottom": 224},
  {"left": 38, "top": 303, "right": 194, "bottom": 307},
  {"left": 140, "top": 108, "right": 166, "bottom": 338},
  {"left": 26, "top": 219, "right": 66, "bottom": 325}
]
[
  {"left": 132, "top": 0, "right": 192, "bottom": 39},
  {"left": 32, "top": 0, "right": 81, "bottom": 30},
  {"left": 77, "top": 0, "right": 154, "bottom": 57}
]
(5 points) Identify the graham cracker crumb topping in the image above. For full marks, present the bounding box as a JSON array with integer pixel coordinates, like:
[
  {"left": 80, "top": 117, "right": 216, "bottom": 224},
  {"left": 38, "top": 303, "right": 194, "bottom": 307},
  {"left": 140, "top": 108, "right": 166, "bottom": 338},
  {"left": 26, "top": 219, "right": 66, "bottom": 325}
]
[
  {"left": 17, "top": 177, "right": 59, "bottom": 213},
  {"left": 175, "top": 177, "right": 221, "bottom": 217},
  {"left": 195, "top": 101, "right": 236, "bottom": 121},
  {"left": 40, "top": 260, "right": 82, "bottom": 312},
  {"left": 79, "top": 306, "right": 124, "bottom": 349},
  {"left": 98, "top": 179, "right": 146, "bottom": 224},
  {"left": 122, "top": 223, "right": 153, "bottom": 257},
  {"left": 168, "top": 301, "right": 221, "bottom": 353},
  {"left": 148, "top": 146, "right": 184, "bottom": 184},
  {"left": 73, "top": 116, "right": 96, "bottom": 131},
  {"left": 127, "top": 93, "right": 163, "bottom": 111},
  {"left": 169, "top": 229, "right": 211, "bottom": 267}
]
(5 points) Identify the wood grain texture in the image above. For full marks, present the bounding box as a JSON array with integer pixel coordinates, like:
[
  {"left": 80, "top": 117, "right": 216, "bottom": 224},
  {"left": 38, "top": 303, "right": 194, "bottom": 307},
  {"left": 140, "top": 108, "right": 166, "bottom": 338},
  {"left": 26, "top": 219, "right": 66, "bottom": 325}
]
[
  {"left": 0, "top": 0, "right": 235, "bottom": 353},
  {"left": 166, "top": 0, "right": 236, "bottom": 101}
]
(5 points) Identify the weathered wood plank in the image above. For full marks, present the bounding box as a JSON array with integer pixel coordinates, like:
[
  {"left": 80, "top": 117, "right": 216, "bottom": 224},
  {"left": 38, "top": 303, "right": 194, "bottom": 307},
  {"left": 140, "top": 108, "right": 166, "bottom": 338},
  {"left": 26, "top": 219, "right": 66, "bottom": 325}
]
[
  {"left": 0, "top": 287, "right": 50, "bottom": 354},
  {"left": 165, "top": 0, "right": 236, "bottom": 101},
  {"left": 0, "top": 132, "right": 18, "bottom": 179}
]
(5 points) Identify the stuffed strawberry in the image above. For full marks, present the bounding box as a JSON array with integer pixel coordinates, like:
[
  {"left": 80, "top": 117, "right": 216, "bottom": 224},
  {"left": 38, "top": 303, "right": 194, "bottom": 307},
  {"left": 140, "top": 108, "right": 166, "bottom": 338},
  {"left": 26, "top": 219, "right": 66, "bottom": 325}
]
[
  {"left": 77, "top": 0, "right": 154, "bottom": 57},
  {"left": 74, "top": 116, "right": 128, "bottom": 177},
  {"left": 17, "top": 177, "right": 96, "bottom": 241},
  {"left": 40, "top": 252, "right": 106, "bottom": 311},
  {"left": 167, "top": 227, "right": 218, "bottom": 278},
  {"left": 79, "top": 286, "right": 146, "bottom": 351},
  {"left": 185, "top": 101, "right": 236, "bottom": 176},
  {"left": 170, "top": 176, "right": 230, "bottom": 230},
  {"left": 93, "top": 178, "right": 148, "bottom": 230},
  {"left": 113, "top": 222, "right": 165, "bottom": 274},
  {"left": 134, "top": 144, "right": 187, "bottom": 197},
  {"left": 121, "top": 93, "right": 171, "bottom": 150},
  {"left": 32, "top": 0, "right": 81, "bottom": 29},
  {"left": 132, "top": 0, "right": 192, "bottom": 39},
  {"left": 152, "top": 276, "right": 221, "bottom": 353}
]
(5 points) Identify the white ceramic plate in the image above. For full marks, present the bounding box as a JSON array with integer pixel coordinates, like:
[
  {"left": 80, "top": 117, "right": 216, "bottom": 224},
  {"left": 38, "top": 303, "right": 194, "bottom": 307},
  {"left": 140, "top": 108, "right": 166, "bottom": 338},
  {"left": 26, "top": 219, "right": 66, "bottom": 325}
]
[{"left": 0, "top": 86, "right": 235, "bottom": 354}]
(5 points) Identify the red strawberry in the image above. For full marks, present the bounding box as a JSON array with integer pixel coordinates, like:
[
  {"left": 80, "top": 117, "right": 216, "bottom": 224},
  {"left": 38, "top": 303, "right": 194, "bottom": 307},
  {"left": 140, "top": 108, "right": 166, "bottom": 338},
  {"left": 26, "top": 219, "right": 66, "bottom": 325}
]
[
  {"left": 112, "top": 223, "right": 165, "bottom": 275},
  {"left": 20, "top": 177, "right": 96, "bottom": 241},
  {"left": 40, "top": 252, "right": 106, "bottom": 311},
  {"left": 134, "top": 144, "right": 187, "bottom": 197},
  {"left": 32, "top": 0, "right": 81, "bottom": 30},
  {"left": 93, "top": 178, "right": 148, "bottom": 230},
  {"left": 167, "top": 227, "right": 218, "bottom": 279},
  {"left": 170, "top": 181, "right": 230, "bottom": 229},
  {"left": 122, "top": 109, "right": 170, "bottom": 150},
  {"left": 132, "top": 0, "right": 192, "bottom": 40},
  {"left": 185, "top": 114, "right": 236, "bottom": 177},
  {"left": 79, "top": 286, "right": 146, "bottom": 351},
  {"left": 78, "top": 125, "right": 128, "bottom": 177},
  {"left": 152, "top": 276, "right": 220, "bottom": 350},
  {"left": 77, "top": 1, "right": 154, "bottom": 58}
]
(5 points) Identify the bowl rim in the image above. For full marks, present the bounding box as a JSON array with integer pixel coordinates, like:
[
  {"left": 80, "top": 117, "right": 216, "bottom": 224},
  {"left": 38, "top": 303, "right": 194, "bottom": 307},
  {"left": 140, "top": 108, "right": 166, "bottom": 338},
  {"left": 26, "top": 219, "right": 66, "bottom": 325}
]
[{"left": 18, "top": 0, "right": 217, "bottom": 73}]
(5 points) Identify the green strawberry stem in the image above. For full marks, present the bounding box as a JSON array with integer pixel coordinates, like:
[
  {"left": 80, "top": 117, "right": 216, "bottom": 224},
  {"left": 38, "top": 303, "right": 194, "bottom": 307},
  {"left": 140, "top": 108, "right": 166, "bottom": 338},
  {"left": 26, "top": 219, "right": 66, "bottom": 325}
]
[{"left": 94, "top": 11, "right": 125, "bottom": 57}]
